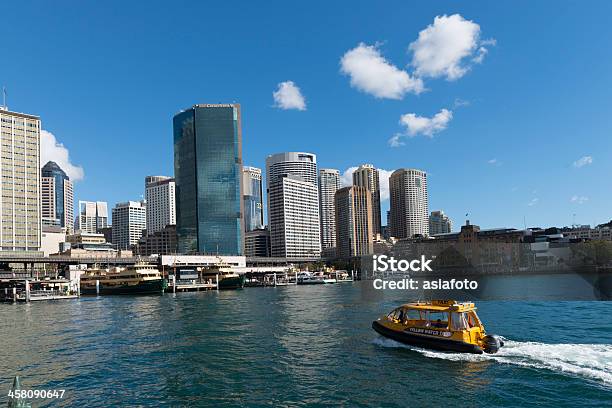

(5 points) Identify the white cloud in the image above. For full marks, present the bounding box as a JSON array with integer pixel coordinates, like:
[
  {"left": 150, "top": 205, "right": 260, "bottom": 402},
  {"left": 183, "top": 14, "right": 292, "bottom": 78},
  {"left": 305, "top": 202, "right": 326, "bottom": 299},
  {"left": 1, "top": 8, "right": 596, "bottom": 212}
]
[
  {"left": 341, "top": 166, "right": 394, "bottom": 201},
  {"left": 527, "top": 198, "right": 539, "bottom": 207},
  {"left": 487, "top": 158, "right": 502, "bottom": 166},
  {"left": 399, "top": 108, "right": 453, "bottom": 137},
  {"left": 388, "top": 134, "right": 405, "bottom": 147},
  {"left": 573, "top": 155, "right": 593, "bottom": 168},
  {"left": 340, "top": 43, "right": 424, "bottom": 99},
  {"left": 409, "top": 14, "right": 494, "bottom": 80},
  {"left": 40, "top": 130, "right": 84, "bottom": 181},
  {"left": 273, "top": 81, "right": 306, "bottom": 110},
  {"left": 570, "top": 195, "right": 589, "bottom": 204}
]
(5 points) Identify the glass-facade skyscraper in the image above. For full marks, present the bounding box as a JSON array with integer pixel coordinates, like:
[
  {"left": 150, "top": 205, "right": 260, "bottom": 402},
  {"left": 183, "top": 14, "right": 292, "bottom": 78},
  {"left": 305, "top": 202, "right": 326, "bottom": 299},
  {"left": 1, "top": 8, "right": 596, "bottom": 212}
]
[
  {"left": 173, "top": 104, "right": 244, "bottom": 255},
  {"left": 242, "top": 166, "right": 263, "bottom": 232},
  {"left": 41, "top": 161, "right": 74, "bottom": 232}
]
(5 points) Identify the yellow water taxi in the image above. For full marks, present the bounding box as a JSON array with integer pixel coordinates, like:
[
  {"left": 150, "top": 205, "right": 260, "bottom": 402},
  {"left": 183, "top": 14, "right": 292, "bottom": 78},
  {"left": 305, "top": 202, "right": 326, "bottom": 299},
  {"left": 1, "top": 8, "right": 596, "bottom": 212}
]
[{"left": 372, "top": 300, "right": 504, "bottom": 354}]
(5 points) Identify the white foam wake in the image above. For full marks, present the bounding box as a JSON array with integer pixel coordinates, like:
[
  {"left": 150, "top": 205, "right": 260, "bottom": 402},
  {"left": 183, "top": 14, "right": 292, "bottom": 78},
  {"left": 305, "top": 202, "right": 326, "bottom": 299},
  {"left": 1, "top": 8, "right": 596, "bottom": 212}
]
[{"left": 372, "top": 337, "right": 612, "bottom": 386}]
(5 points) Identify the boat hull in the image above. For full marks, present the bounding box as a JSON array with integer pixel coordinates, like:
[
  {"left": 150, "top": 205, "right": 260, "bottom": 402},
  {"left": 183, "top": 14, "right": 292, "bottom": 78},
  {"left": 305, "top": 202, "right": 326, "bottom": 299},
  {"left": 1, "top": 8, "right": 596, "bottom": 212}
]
[
  {"left": 372, "top": 320, "right": 483, "bottom": 354},
  {"left": 218, "top": 275, "right": 246, "bottom": 290},
  {"left": 81, "top": 279, "right": 167, "bottom": 295}
]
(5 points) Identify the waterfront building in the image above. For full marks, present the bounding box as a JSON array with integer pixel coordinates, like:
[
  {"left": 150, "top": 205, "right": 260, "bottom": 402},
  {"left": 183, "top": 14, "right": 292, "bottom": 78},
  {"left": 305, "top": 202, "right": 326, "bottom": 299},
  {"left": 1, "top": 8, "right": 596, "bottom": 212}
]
[
  {"left": 429, "top": 210, "right": 452, "bottom": 235},
  {"left": 41, "top": 161, "right": 74, "bottom": 233},
  {"left": 145, "top": 176, "right": 176, "bottom": 234},
  {"left": 98, "top": 226, "right": 113, "bottom": 243},
  {"left": 41, "top": 226, "right": 67, "bottom": 256},
  {"left": 352, "top": 164, "right": 381, "bottom": 237},
  {"left": 265, "top": 152, "right": 320, "bottom": 259},
  {"left": 389, "top": 168, "right": 429, "bottom": 238},
  {"left": 0, "top": 107, "right": 41, "bottom": 253},
  {"left": 111, "top": 201, "right": 146, "bottom": 250},
  {"left": 563, "top": 222, "right": 612, "bottom": 241},
  {"left": 268, "top": 175, "right": 321, "bottom": 259},
  {"left": 245, "top": 228, "right": 270, "bottom": 257},
  {"left": 75, "top": 201, "right": 108, "bottom": 234},
  {"left": 334, "top": 186, "right": 373, "bottom": 258},
  {"left": 138, "top": 225, "right": 178, "bottom": 256},
  {"left": 174, "top": 104, "right": 244, "bottom": 255},
  {"left": 242, "top": 166, "right": 264, "bottom": 232},
  {"left": 318, "top": 168, "right": 340, "bottom": 252}
]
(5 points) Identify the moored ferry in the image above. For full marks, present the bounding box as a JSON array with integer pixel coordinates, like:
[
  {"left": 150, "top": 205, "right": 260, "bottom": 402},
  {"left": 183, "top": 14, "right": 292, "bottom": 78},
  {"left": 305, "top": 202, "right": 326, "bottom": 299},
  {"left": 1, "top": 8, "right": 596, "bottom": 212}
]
[
  {"left": 372, "top": 300, "right": 504, "bottom": 354},
  {"left": 80, "top": 263, "right": 167, "bottom": 295}
]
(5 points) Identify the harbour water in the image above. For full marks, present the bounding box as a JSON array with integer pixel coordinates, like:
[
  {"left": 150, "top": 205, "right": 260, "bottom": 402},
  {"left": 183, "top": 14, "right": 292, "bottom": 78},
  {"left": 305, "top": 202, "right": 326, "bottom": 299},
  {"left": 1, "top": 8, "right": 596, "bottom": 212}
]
[{"left": 1, "top": 280, "right": 611, "bottom": 407}]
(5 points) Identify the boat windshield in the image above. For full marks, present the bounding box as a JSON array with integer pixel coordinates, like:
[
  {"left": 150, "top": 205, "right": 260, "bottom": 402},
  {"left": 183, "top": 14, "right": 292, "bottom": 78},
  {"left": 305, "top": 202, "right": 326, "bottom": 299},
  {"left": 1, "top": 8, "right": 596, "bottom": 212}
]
[{"left": 450, "top": 311, "right": 480, "bottom": 330}]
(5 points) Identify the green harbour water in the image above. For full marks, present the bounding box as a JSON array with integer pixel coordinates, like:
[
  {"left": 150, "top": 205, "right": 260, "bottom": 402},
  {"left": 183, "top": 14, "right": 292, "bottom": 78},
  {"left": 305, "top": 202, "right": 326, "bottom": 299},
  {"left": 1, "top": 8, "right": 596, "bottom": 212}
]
[{"left": 1, "top": 280, "right": 611, "bottom": 407}]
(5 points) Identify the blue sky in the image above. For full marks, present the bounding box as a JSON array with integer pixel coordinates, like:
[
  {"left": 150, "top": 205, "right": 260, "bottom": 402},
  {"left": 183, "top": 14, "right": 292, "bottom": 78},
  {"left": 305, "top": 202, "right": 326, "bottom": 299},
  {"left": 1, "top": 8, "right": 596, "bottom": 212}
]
[{"left": 2, "top": 0, "right": 610, "bottom": 230}]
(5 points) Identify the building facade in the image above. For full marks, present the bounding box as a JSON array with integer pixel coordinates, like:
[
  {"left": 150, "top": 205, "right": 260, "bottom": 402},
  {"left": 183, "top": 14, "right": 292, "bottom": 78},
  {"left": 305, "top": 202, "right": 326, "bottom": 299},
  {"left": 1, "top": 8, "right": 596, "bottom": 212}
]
[
  {"left": 75, "top": 201, "right": 108, "bottom": 234},
  {"left": 138, "top": 225, "right": 178, "bottom": 256},
  {"left": 41, "top": 161, "right": 74, "bottom": 233},
  {"left": 268, "top": 175, "right": 321, "bottom": 258},
  {"left": 318, "top": 168, "right": 340, "bottom": 252},
  {"left": 0, "top": 108, "right": 41, "bottom": 252},
  {"left": 389, "top": 168, "right": 429, "bottom": 239},
  {"left": 242, "top": 166, "right": 264, "bottom": 232},
  {"left": 352, "top": 164, "right": 381, "bottom": 237},
  {"left": 335, "top": 186, "right": 373, "bottom": 258},
  {"left": 111, "top": 201, "right": 146, "bottom": 250},
  {"left": 245, "top": 228, "right": 271, "bottom": 257},
  {"left": 145, "top": 176, "right": 176, "bottom": 234},
  {"left": 429, "top": 210, "right": 452, "bottom": 235},
  {"left": 174, "top": 104, "right": 244, "bottom": 255}
]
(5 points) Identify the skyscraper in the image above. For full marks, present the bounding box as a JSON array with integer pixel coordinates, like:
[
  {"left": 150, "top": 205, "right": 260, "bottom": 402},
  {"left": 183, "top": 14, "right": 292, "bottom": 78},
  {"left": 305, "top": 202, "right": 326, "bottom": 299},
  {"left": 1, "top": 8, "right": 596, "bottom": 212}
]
[
  {"left": 145, "top": 176, "right": 176, "bottom": 234},
  {"left": 429, "top": 210, "right": 452, "bottom": 235},
  {"left": 76, "top": 201, "right": 108, "bottom": 234},
  {"left": 265, "top": 152, "right": 320, "bottom": 259},
  {"left": 0, "top": 107, "right": 41, "bottom": 252},
  {"left": 268, "top": 175, "right": 321, "bottom": 258},
  {"left": 353, "top": 164, "right": 381, "bottom": 237},
  {"left": 112, "top": 201, "right": 146, "bottom": 250},
  {"left": 173, "top": 104, "right": 244, "bottom": 255},
  {"left": 41, "top": 161, "right": 74, "bottom": 233},
  {"left": 318, "top": 168, "right": 339, "bottom": 252},
  {"left": 334, "top": 186, "right": 373, "bottom": 258},
  {"left": 389, "top": 169, "right": 429, "bottom": 238},
  {"left": 242, "top": 166, "right": 263, "bottom": 232}
]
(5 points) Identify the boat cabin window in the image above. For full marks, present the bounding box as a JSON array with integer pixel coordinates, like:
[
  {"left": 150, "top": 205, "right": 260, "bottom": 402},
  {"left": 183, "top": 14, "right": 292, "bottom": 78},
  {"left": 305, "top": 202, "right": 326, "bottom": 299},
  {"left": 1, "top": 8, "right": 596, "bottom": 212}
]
[
  {"left": 450, "top": 312, "right": 468, "bottom": 331},
  {"left": 387, "top": 308, "right": 403, "bottom": 321},
  {"left": 427, "top": 311, "right": 449, "bottom": 329}
]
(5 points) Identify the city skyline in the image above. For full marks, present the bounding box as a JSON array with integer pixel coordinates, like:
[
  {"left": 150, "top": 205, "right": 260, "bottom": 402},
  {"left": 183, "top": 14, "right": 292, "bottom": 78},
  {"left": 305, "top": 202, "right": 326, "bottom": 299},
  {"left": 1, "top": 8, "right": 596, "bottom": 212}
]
[{"left": 2, "top": 1, "right": 611, "bottom": 231}]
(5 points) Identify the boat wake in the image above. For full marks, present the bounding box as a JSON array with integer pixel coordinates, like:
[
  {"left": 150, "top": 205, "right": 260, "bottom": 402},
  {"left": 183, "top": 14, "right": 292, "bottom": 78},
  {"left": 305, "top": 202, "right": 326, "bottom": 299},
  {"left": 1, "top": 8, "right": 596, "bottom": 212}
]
[{"left": 372, "top": 337, "right": 612, "bottom": 386}]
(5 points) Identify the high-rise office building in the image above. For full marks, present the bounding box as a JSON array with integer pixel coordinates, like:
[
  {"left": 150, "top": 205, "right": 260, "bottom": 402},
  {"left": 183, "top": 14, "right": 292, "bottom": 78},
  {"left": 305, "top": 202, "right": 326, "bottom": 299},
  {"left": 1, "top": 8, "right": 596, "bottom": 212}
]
[
  {"left": 268, "top": 175, "right": 321, "bottom": 258},
  {"left": 112, "top": 200, "right": 146, "bottom": 250},
  {"left": 266, "top": 152, "right": 320, "bottom": 259},
  {"left": 174, "top": 104, "right": 244, "bottom": 255},
  {"left": 242, "top": 166, "right": 263, "bottom": 232},
  {"left": 0, "top": 107, "right": 41, "bottom": 252},
  {"left": 145, "top": 176, "right": 176, "bottom": 234},
  {"left": 41, "top": 161, "right": 74, "bottom": 233},
  {"left": 318, "top": 168, "right": 339, "bottom": 252},
  {"left": 335, "top": 186, "right": 373, "bottom": 258},
  {"left": 389, "top": 168, "right": 429, "bottom": 238},
  {"left": 352, "top": 164, "right": 381, "bottom": 237},
  {"left": 245, "top": 228, "right": 270, "bottom": 257},
  {"left": 429, "top": 210, "right": 452, "bottom": 235},
  {"left": 76, "top": 201, "right": 108, "bottom": 234}
]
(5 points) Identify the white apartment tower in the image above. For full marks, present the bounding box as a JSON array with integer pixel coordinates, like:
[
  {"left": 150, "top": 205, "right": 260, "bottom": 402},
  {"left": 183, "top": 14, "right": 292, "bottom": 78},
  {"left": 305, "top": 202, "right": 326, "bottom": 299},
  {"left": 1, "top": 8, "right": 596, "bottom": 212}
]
[
  {"left": 0, "top": 108, "right": 41, "bottom": 252},
  {"left": 145, "top": 176, "right": 176, "bottom": 234},
  {"left": 76, "top": 201, "right": 108, "bottom": 234},
  {"left": 112, "top": 200, "right": 147, "bottom": 250},
  {"left": 389, "top": 168, "right": 429, "bottom": 238},
  {"left": 429, "top": 210, "right": 452, "bottom": 235},
  {"left": 268, "top": 175, "right": 321, "bottom": 259},
  {"left": 265, "top": 152, "right": 321, "bottom": 259},
  {"left": 318, "top": 168, "right": 339, "bottom": 252}
]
